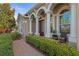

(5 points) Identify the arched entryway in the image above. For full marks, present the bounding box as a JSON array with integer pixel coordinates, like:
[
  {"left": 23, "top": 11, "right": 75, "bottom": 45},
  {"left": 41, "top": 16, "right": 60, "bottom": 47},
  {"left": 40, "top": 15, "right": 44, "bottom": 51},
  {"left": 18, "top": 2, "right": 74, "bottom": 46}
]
[
  {"left": 30, "top": 14, "right": 36, "bottom": 35},
  {"left": 37, "top": 8, "right": 46, "bottom": 36},
  {"left": 50, "top": 3, "right": 70, "bottom": 42}
]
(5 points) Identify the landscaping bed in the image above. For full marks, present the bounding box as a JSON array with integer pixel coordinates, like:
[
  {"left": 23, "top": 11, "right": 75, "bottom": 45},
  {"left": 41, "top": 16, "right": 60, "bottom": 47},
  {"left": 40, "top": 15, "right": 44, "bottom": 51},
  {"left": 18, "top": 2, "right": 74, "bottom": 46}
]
[
  {"left": 26, "top": 35, "right": 79, "bottom": 56},
  {"left": 0, "top": 32, "right": 20, "bottom": 56}
]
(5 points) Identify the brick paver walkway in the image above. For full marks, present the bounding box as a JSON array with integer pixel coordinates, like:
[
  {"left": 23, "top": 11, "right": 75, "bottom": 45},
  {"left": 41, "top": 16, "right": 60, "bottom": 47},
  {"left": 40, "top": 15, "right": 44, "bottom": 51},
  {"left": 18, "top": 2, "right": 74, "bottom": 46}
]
[{"left": 12, "top": 39, "right": 44, "bottom": 56}]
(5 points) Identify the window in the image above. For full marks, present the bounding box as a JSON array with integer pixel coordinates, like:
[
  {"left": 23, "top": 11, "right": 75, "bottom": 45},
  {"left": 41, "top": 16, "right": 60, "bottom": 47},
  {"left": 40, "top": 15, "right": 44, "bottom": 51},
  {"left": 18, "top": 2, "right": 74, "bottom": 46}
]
[
  {"left": 60, "top": 10, "right": 70, "bottom": 34},
  {"left": 50, "top": 17, "right": 53, "bottom": 33}
]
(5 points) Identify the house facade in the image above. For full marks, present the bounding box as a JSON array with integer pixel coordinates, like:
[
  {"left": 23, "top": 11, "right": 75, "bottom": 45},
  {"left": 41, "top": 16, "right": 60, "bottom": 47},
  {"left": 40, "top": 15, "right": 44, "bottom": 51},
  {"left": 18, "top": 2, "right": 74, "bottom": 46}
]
[{"left": 17, "top": 3, "right": 79, "bottom": 50}]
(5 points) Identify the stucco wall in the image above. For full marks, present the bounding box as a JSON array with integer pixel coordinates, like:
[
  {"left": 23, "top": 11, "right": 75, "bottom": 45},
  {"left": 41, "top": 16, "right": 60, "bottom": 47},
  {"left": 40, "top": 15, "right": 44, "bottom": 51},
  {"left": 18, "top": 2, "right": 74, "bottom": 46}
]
[
  {"left": 32, "top": 19, "right": 36, "bottom": 34},
  {"left": 25, "top": 18, "right": 30, "bottom": 35}
]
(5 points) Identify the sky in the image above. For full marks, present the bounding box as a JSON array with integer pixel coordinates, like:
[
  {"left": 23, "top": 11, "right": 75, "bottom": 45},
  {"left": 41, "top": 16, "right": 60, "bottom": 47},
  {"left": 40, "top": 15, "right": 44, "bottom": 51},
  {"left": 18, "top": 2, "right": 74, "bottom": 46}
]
[{"left": 10, "top": 3, "right": 36, "bottom": 20}]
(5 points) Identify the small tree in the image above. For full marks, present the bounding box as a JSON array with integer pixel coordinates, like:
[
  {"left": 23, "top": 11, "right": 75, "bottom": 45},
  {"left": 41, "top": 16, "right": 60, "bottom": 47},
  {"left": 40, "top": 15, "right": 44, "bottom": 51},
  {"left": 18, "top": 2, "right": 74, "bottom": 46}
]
[{"left": 0, "top": 3, "right": 15, "bottom": 29}]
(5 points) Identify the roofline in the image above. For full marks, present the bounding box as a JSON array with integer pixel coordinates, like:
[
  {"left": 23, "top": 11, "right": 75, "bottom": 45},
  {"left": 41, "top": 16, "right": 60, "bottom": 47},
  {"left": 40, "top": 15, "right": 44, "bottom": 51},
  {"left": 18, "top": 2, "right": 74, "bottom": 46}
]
[
  {"left": 26, "top": 3, "right": 44, "bottom": 14},
  {"left": 26, "top": 3, "right": 38, "bottom": 14}
]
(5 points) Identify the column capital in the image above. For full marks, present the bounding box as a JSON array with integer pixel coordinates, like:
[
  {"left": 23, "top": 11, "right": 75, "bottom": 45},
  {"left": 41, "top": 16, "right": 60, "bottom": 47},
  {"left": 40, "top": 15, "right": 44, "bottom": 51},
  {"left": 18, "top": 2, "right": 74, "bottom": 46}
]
[
  {"left": 35, "top": 15, "right": 39, "bottom": 18},
  {"left": 29, "top": 17, "right": 32, "bottom": 21},
  {"left": 46, "top": 10, "right": 51, "bottom": 14},
  {"left": 36, "top": 16, "right": 40, "bottom": 20}
]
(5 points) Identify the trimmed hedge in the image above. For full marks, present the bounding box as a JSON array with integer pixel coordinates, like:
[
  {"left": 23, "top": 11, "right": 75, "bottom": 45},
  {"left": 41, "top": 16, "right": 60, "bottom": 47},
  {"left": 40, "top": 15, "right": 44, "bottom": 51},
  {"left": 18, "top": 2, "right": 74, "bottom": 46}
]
[
  {"left": 26, "top": 35, "right": 79, "bottom": 56},
  {"left": 0, "top": 32, "right": 20, "bottom": 56}
]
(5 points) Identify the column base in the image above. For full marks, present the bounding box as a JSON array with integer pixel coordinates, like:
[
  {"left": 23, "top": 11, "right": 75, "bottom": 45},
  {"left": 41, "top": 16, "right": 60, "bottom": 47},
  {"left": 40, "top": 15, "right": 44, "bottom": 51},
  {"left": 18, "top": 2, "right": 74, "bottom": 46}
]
[
  {"left": 50, "top": 33, "right": 53, "bottom": 38},
  {"left": 45, "top": 33, "right": 51, "bottom": 38},
  {"left": 35, "top": 32, "right": 39, "bottom": 35},
  {"left": 77, "top": 37, "right": 79, "bottom": 50},
  {"left": 68, "top": 35, "right": 77, "bottom": 43},
  {"left": 29, "top": 32, "right": 33, "bottom": 35},
  {"left": 19, "top": 31, "right": 23, "bottom": 35},
  {"left": 68, "top": 35, "right": 77, "bottom": 49}
]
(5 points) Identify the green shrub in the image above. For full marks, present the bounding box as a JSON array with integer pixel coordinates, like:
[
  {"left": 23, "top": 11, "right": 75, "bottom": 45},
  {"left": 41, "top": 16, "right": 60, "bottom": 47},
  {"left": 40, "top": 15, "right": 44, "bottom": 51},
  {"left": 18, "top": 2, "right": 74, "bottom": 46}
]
[
  {"left": 0, "top": 32, "right": 20, "bottom": 56},
  {"left": 26, "top": 35, "right": 79, "bottom": 56},
  {"left": 10, "top": 32, "right": 21, "bottom": 40},
  {"left": 0, "top": 33, "right": 13, "bottom": 56}
]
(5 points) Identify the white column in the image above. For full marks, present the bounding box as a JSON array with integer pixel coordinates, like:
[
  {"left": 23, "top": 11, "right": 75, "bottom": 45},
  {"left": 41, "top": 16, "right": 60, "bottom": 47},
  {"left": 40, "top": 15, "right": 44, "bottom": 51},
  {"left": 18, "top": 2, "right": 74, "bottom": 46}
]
[
  {"left": 29, "top": 19, "right": 32, "bottom": 34},
  {"left": 20, "top": 23, "right": 23, "bottom": 34},
  {"left": 56, "top": 15, "right": 60, "bottom": 36},
  {"left": 19, "top": 23, "right": 21, "bottom": 34},
  {"left": 18, "top": 23, "right": 20, "bottom": 33},
  {"left": 45, "top": 10, "right": 51, "bottom": 37},
  {"left": 35, "top": 16, "right": 39, "bottom": 35},
  {"left": 44, "top": 16, "right": 47, "bottom": 35},
  {"left": 69, "top": 4, "right": 77, "bottom": 43},
  {"left": 76, "top": 4, "right": 79, "bottom": 50},
  {"left": 21, "top": 23, "right": 24, "bottom": 35}
]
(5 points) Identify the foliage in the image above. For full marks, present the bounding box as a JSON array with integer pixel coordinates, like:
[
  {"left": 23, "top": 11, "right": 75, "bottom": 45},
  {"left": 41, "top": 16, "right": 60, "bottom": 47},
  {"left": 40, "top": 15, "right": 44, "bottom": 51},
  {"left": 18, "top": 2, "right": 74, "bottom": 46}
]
[
  {"left": 26, "top": 35, "right": 79, "bottom": 56},
  {"left": 10, "top": 32, "right": 21, "bottom": 40},
  {"left": 0, "top": 33, "right": 13, "bottom": 55},
  {"left": 0, "top": 32, "right": 20, "bottom": 55},
  {"left": 0, "top": 4, "right": 15, "bottom": 29}
]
